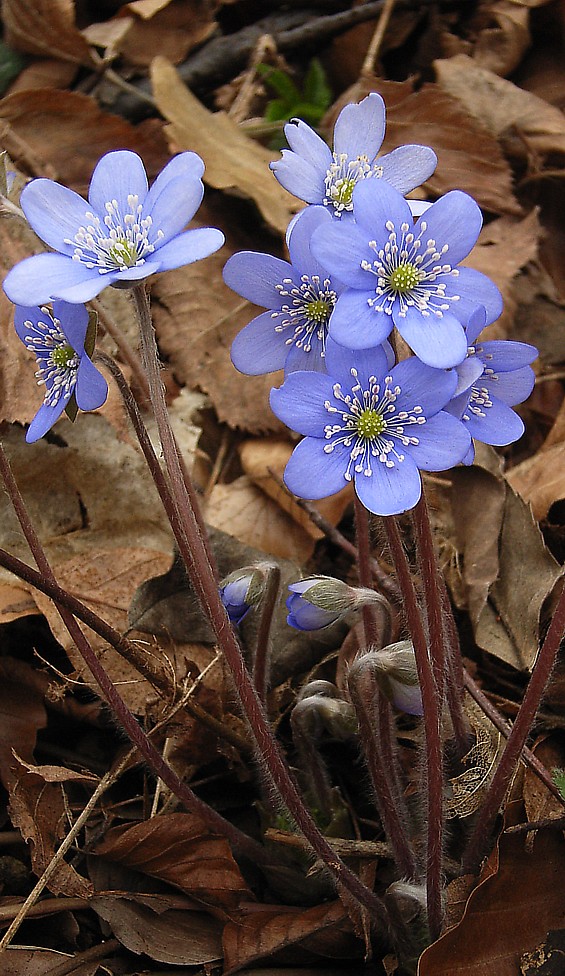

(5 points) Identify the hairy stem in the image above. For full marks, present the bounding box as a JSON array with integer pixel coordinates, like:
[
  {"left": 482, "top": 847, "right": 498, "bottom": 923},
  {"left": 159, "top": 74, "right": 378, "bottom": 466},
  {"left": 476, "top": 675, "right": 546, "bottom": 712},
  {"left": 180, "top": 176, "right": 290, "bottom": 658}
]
[{"left": 253, "top": 564, "right": 280, "bottom": 705}]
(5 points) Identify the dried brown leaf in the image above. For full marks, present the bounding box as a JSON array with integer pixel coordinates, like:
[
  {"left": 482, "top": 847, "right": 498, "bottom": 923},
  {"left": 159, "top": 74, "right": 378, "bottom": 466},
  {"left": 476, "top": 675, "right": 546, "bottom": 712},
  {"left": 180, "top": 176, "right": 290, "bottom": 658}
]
[
  {"left": 9, "top": 758, "right": 93, "bottom": 898},
  {"left": 418, "top": 829, "right": 565, "bottom": 975},
  {"left": 91, "top": 892, "right": 223, "bottom": 964},
  {"left": 0, "top": 658, "right": 47, "bottom": 789},
  {"left": 94, "top": 813, "right": 251, "bottom": 913},
  {"left": 507, "top": 442, "right": 565, "bottom": 521},
  {"left": 223, "top": 900, "right": 358, "bottom": 973},
  {"left": 471, "top": 0, "right": 531, "bottom": 76},
  {"left": 0, "top": 90, "right": 170, "bottom": 193},
  {"left": 2, "top": 951, "right": 99, "bottom": 976},
  {"left": 115, "top": 0, "right": 216, "bottom": 67},
  {"left": 2, "top": 0, "right": 95, "bottom": 66},
  {"left": 150, "top": 56, "right": 299, "bottom": 236},
  {"left": 206, "top": 476, "right": 316, "bottom": 562},
  {"left": 434, "top": 54, "right": 565, "bottom": 160}
]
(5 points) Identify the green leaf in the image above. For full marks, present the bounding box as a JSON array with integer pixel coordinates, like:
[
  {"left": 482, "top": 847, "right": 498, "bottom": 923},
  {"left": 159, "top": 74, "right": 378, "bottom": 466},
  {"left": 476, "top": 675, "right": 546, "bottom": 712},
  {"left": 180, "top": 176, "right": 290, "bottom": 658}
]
[
  {"left": 553, "top": 768, "right": 565, "bottom": 800},
  {"left": 0, "top": 41, "right": 26, "bottom": 97},
  {"left": 303, "top": 59, "right": 332, "bottom": 112},
  {"left": 256, "top": 64, "right": 300, "bottom": 106}
]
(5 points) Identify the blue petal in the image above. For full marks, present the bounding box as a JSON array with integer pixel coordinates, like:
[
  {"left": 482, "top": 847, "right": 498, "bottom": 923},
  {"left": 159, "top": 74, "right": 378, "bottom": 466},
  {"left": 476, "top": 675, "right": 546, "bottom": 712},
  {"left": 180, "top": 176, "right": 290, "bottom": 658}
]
[
  {"left": 284, "top": 119, "right": 332, "bottom": 172},
  {"left": 287, "top": 206, "right": 343, "bottom": 284},
  {"left": 454, "top": 355, "right": 485, "bottom": 396},
  {"left": 223, "top": 251, "right": 292, "bottom": 307},
  {"left": 143, "top": 152, "right": 204, "bottom": 242},
  {"left": 14, "top": 305, "right": 43, "bottom": 344},
  {"left": 284, "top": 336, "right": 326, "bottom": 375},
  {"left": 407, "top": 412, "right": 472, "bottom": 470},
  {"left": 287, "top": 595, "right": 337, "bottom": 630},
  {"left": 351, "top": 177, "right": 412, "bottom": 237},
  {"left": 283, "top": 436, "right": 350, "bottom": 499},
  {"left": 231, "top": 311, "right": 290, "bottom": 375},
  {"left": 333, "top": 93, "right": 385, "bottom": 159},
  {"left": 20, "top": 180, "right": 95, "bottom": 255},
  {"left": 51, "top": 301, "right": 89, "bottom": 354},
  {"left": 270, "top": 372, "right": 336, "bottom": 435},
  {"left": 354, "top": 453, "right": 422, "bottom": 516},
  {"left": 451, "top": 268, "right": 503, "bottom": 323},
  {"left": 329, "top": 289, "right": 392, "bottom": 349},
  {"left": 310, "top": 222, "right": 373, "bottom": 288},
  {"left": 271, "top": 150, "right": 323, "bottom": 204},
  {"left": 464, "top": 306, "right": 488, "bottom": 345},
  {"left": 395, "top": 308, "right": 468, "bottom": 368},
  {"left": 378, "top": 145, "right": 438, "bottom": 194},
  {"left": 75, "top": 356, "right": 108, "bottom": 411},
  {"left": 325, "top": 338, "right": 389, "bottom": 391},
  {"left": 463, "top": 395, "right": 525, "bottom": 446},
  {"left": 392, "top": 356, "right": 457, "bottom": 415},
  {"left": 88, "top": 150, "right": 148, "bottom": 219},
  {"left": 477, "top": 340, "right": 538, "bottom": 371},
  {"left": 4, "top": 253, "right": 106, "bottom": 305},
  {"left": 483, "top": 366, "right": 535, "bottom": 406},
  {"left": 26, "top": 400, "right": 68, "bottom": 442},
  {"left": 154, "top": 228, "right": 224, "bottom": 271},
  {"left": 416, "top": 191, "right": 483, "bottom": 266}
]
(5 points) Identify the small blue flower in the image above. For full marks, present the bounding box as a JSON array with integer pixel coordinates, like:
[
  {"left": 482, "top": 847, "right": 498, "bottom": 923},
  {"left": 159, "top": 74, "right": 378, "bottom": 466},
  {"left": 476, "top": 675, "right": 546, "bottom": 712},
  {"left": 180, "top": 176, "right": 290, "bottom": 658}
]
[
  {"left": 224, "top": 207, "right": 346, "bottom": 375},
  {"left": 445, "top": 307, "right": 538, "bottom": 463},
  {"left": 270, "top": 339, "right": 471, "bottom": 516},
  {"left": 3, "top": 151, "right": 225, "bottom": 305},
  {"left": 15, "top": 302, "right": 108, "bottom": 442},
  {"left": 287, "top": 576, "right": 388, "bottom": 630},
  {"left": 311, "top": 179, "right": 503, "bottom": 369},
  {"left": 271, "top": 93, "right": 437, "bottom": 218},
  {"left": 219, "top": 566, "right": 268, "bottom": 625}
]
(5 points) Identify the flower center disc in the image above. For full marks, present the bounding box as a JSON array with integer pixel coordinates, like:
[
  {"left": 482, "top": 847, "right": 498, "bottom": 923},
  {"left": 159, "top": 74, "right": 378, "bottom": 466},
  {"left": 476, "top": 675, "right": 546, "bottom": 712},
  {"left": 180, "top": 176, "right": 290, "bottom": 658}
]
[
  {"left": 306, "top": 298, "right": 331, "bottom": 323},
  {"left": 51, "top": 343, "right": 77, "bottom": 368},
  {"left": 333, "top": 179, "right": 355, "bottom": 206},
  {"left": 109, "top": 238, "right": 138, "bottom": 268},
  {"left": 389, "top": 262, "right": 421, "bottom": 293},
  {"left": 357, "top": 407, "right": 386, "bottom": 439}
]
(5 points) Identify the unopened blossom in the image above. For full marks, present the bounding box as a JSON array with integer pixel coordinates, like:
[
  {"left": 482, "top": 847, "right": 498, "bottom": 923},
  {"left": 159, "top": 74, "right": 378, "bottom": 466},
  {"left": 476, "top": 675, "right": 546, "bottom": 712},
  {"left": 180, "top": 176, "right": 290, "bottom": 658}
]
[
  {"left": 445, "top": 306, "right": 538, "bottom": 462},
  {"left": 270, "top": 339, "right": 470, "bottom": 516},
  {"left": 271, "top": 93, "right": 437, "bottom": 218},
  {"left": 311, "top": 179, "right": 503, "bottom": 369},
  {"left": 370, "top": 641, "right": 423, "bottom": 716},
  {"left": 219, "top": 565, "right": 269, "bottom": 624},
  {"left": 15, "top": 302, "right": 108, "bottom": 442},
  {"left": 286, "top": 575, "right": 386, "bottom": 630},
  {"left": 224, "top": 207, "right": 346, "bottom": 375},
  {"left": 3, "top": 151, "right": 224, "bottom": 305}
]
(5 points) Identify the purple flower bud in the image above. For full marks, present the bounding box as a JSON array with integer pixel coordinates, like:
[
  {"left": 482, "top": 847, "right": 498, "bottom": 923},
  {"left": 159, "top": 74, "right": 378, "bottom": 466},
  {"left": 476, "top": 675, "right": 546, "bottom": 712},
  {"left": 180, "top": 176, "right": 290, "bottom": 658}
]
[
  {"left": 286, "top": 576, "right": 385, "bottom": 631},
  {"left": 368, "top": 641, "right": 423, "bottom": 716},
  {"left": 219, "top": 565, "right": 269, "bottom": 625}
]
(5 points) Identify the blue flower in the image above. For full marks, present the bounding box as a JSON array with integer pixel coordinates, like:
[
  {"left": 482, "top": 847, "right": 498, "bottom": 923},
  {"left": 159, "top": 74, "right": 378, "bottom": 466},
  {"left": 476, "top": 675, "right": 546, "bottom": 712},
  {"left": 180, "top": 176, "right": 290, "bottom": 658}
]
[
  {"left": 311, "top": 179, "right": 503, "bottom": 369},
  {"left": 3, "top": 151, "right": 225, "bottom": 305},
  {"left": 270, "top": 339, "right": 471, "bottom": 516},
  {"left": 445, "top": 307, "right": 538, "bottom": 463},
  {"left": 224, "top": 207, "right": 346, "bottom": 375},
  {"left": 287, "top": 575, "right": 389, "bottom": 630},
  {"left": 219, "top": 566, "right": 267, "bottom": 625},
  {"left": 15, "top": 302, "right": 108, "bottom": 442},
  {"left": 271, "top": 93, "right": 437, "bottom": 218}
]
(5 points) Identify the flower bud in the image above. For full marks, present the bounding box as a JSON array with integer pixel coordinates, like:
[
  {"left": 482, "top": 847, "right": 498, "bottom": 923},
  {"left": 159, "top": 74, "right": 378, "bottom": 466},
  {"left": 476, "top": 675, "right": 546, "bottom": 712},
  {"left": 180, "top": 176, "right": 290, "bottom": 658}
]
[
  {"left": 219, "top": 564, "right": 270, "bottom": 624},
  {"left": 367, "top": 641, "right": 423, "bottom": 716},
  {"left": 286, "top": 576, "right": 383, "bottom": 631}
]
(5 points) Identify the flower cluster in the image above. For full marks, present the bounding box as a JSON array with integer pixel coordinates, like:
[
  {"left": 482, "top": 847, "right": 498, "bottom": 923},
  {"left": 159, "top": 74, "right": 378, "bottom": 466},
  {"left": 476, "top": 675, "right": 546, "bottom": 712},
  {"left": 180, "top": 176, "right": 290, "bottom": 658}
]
[
  {"left": 225, "top": 92, "right": 537, "bottom": 517},
  {"left": 3, "top": 150, "right": 224, "bottom": 440}
]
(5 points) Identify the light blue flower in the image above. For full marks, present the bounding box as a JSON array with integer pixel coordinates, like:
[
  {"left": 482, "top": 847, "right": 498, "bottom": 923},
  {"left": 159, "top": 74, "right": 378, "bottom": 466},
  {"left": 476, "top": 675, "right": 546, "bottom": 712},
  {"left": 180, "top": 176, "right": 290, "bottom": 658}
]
[
  {"left": 311, "top": 179, "right": 503, "bottom": 369},
  {"left": 15, "top": 302, "right": 108, "bottom": 442},
  {"left": 219, "top": 566, "right": 268, "bottom": 625},
  {"left": 271, "top": 93, "right": 437, "bottom": 218},
  {"left": 224, "top": 207, "right": 346, "bottom": 375},
  {"left": 270, "top": 338, "right": 471, "bottom": 516},
  {"left": 445, "top": 307, "right": 538, "bottom": 463},
  {"left": 3, "top": 151, "right": 224, "bottom": 305}
]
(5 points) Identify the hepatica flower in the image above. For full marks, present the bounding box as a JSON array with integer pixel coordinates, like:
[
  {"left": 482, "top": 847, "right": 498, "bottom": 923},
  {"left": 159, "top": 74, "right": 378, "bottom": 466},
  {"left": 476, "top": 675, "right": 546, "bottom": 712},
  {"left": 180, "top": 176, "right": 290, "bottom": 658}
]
[
  {"left": 271, "top": 92, "right": 437, "bottom": 218},
  {"left": 3, "top": 151, "right": 224, "bottom": 305},
  {"left": 225, "top": 207, "right": 346, "bottom": 375},
  {"left": 15, "top": 302, "right": 108, "bottom": 442},
  {"left": 270, "top": 339, "right": 471, "bottom": 515},
  {"left": 445, "top": 307, "right": 537, "bottom": 462},
  {"left": 311, "top": 179, "right": 503, "bottom": 369}
]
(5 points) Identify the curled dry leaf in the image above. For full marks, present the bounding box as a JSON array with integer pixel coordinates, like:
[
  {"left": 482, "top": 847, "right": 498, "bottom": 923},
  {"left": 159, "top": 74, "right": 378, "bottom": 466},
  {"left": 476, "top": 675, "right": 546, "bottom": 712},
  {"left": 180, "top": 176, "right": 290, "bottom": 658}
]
[
  {"left": 94, "top": 813, "right": 251, "bottom": 914},
  {"left": 470, "top": 0, "right": 531, "bottom": 76},
  {"left": 150, "top": 56, "right": 300, "bottom": 236},
  {"left": 418, "top": 828, "right": 565, "bottom": 976},
  {"left": 451, "top": 459, "right": 563, "bottom": 671},
  {"left": 434, "top": 54, "right": 565, "bottom": 161},
  {"left": 2, "top": 0, "right": 95, "bottom": 66},
  {"left": 113, "top": 0, "right": 217, "bottom": 68}
]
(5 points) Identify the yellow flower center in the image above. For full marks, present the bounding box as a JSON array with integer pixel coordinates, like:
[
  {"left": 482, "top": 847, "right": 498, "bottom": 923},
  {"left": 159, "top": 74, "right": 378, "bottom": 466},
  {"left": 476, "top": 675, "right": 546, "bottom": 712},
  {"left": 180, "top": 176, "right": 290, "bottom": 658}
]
[
  {"left": 356, "top": 408, "right": 386, "bottom": 439},
  {"left": 306, "top": 299, "right": 331, "bottom": 323},
  {"left": 389, "top": 262, "right": 421, "bottom": 293},
  {"left": 51, "top": 343, "right": 76, "bottom": 367}
]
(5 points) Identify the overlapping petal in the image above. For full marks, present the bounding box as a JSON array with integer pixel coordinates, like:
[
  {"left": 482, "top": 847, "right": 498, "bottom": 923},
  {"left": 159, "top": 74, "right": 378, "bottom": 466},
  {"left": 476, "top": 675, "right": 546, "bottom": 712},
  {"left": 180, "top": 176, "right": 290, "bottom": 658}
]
[
  {"left": 407, "top": 412, "right": 471, "bottom": 469},
  {"left": 395, "top": 308, "right": 468, "bottom": 368},
  {"left": 283, "top": 436, "right": 350, "bottom": 499},
  {"left": 270, "top": 372, "right": 336, "bottom": 435}
]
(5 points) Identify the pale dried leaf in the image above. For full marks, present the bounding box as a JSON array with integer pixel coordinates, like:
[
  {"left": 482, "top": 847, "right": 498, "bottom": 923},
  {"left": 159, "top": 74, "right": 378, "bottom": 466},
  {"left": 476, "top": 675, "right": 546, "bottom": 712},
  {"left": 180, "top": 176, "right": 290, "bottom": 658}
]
[
  {"left": 471, "top": 1, "right": 531, "bottom": 76},
  {"left": 507, "top": 441, "right": 565, "bottom": 520},
  {"left": 434, "top": 54, "right": 565, "bottom": 159},
  {"left": 206, "top": 476, "right": 316, "bottom": 562},
  {"left": 150, "top": 56, "right": 299, "bottom": 235},
  {"left": 116, "top": 0, "right": 216, "bottom": 68},
  {"left": 2, "top": 0, "right": 95, "bottom": 65}
]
